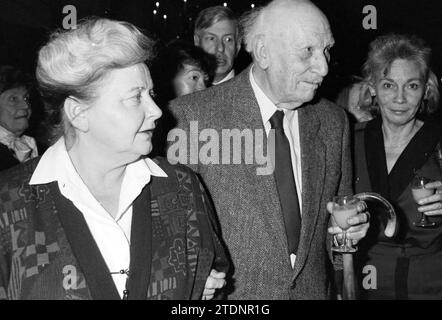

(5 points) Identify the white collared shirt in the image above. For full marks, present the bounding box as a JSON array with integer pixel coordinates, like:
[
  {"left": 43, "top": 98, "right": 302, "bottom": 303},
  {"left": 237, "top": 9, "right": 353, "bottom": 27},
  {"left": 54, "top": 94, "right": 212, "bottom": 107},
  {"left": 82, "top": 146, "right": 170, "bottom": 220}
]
[
  {"left": 213, "top": 69, "right": 235, "bottom": 85},
  {"left": 249, "top": 66, "right": 303, "bottom": 268},
  {"left": 29, "top": 137, "right": 167, "bottom": 298},
  {"left": 0, "top": 125, "right": 38, "bottom": 162}
]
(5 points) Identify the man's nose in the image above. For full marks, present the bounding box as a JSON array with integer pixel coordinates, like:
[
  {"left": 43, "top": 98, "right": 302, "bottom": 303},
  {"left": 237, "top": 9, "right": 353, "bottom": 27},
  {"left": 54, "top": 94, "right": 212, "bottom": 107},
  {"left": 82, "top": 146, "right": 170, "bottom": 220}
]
[
  {"left": 216, "top": 39, "right": 225, "bottom": 53},
  {"left": 312, "top": 53, "right": 329, "bottom": 77}
]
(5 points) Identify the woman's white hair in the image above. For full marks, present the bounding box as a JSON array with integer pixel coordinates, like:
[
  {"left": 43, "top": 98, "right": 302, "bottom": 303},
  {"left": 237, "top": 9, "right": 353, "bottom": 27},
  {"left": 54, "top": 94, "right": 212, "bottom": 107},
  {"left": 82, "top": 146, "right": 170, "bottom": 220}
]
[{"left": 36, "top": 17, "right": 155, "bottom": 142}]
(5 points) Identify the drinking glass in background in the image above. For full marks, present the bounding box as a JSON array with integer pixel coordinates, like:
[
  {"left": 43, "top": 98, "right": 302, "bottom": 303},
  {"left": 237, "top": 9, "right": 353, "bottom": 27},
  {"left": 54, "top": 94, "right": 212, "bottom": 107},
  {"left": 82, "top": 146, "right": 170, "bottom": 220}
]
[
  {"left": 411, "top": 175, "right": 437, "bottom": 228},
  {"left": 331, "top": 195, "right": 359, "bottom": 253}
]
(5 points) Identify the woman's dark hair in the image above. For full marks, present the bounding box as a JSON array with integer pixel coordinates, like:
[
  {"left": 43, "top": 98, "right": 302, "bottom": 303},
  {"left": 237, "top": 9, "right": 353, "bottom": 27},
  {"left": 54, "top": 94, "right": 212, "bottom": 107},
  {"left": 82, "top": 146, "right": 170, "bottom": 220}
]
[
  {"left": 151, "top": 40, "right": 216, "bottom": 104},
  {"left": 0, "top": 65, "right": 33, "bottom": 94}
]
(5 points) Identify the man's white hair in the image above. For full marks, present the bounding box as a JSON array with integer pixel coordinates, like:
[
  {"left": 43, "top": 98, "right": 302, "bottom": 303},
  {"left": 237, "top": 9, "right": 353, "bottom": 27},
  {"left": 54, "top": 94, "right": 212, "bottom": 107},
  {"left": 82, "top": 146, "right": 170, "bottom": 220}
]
[{"left": 241, "top": 0, "right": 312, "bottom": 54}]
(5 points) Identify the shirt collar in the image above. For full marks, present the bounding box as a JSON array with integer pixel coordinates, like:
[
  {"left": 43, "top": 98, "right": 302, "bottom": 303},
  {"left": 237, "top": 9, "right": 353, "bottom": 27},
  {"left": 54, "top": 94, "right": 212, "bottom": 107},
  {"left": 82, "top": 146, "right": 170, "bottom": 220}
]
[
  {"left": 0, "top": 125, "right": 12, "bottom": 140},
  {"left": 213, "top": 69, "right": 235, "bottom": 85},
  {"left": 29, "top": 137, "right": 168, "bottom": 186},
  {"left": 249, "top": 65, "right": 279, "bottom": 126}
]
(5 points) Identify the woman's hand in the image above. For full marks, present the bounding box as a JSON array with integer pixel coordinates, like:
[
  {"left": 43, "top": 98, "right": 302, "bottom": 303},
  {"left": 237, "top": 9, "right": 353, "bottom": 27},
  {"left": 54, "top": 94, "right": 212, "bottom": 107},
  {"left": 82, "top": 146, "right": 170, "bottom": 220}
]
[
  {"left": 202, "top": 269, "right": 226, "bottom": 300},
  {"left": 327, "top": 201, "right": 370, "bottom": 245},
  {"left": 417, "top": 181, "right": 442, "bottom": 216}
]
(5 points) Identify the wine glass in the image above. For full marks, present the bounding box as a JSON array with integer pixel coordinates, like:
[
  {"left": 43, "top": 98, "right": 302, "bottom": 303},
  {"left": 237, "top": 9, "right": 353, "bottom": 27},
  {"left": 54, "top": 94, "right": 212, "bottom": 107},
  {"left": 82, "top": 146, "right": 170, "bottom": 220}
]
[
  {"left": 411, "top": 175, "right": 437, "bottom": 228},
  {"left": 331, "top": 195, "right": 359, "bottom": 253}
]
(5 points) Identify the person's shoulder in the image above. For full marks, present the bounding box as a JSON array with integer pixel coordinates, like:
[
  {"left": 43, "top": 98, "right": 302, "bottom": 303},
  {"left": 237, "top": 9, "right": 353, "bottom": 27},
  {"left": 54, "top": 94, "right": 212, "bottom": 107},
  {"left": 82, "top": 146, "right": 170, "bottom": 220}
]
[
  {"left": 0, "top": 157, "right": 40, "bottom": 190},
  {"left": 169, "top": 69, "right": 250, "bottom": 110},
  {"left": 152, "top": 157, "right": 198, "bottom": 179},
  {"left": 310, "top": 98, "right": 348, "bottom": 123},
  {"left": 354, "top": 120, "right": 369, "bottom": 132}
]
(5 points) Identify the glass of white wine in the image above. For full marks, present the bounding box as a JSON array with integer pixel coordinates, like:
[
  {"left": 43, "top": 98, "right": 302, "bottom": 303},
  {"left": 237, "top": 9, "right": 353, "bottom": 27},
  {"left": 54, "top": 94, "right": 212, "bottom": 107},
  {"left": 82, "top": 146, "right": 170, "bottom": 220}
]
[
  {"left": 411, "top": 175, "right": 437, "bottom": 228},
  {"left": 331, "top": 195, "right": 359, "bottom": 253}
]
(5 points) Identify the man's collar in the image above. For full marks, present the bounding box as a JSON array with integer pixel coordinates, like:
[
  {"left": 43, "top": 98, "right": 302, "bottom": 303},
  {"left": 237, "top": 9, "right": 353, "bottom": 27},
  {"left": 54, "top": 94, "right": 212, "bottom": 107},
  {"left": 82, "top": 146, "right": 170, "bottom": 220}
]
[
  {"left": 213, "top": 69, "right": 235, "bottom": 85},
  {"left": 249, "top": 65, "right": 279, "bottom": 124}
]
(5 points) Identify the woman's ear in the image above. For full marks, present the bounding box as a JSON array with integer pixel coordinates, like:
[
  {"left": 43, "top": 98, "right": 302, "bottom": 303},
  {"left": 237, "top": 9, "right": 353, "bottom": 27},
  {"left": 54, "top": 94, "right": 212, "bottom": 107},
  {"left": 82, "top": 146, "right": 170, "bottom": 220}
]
[
  {"left": 367, "top": 83, "right": 376, "bottom": 97},
  {"left": 63, "top": 97, "right": 89, "bottom": 133}
]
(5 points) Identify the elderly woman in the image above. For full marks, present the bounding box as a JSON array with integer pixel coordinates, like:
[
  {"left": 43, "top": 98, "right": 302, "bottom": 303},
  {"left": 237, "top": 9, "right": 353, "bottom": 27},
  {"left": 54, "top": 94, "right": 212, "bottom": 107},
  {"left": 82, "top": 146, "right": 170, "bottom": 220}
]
[
  {"left": 353, "top": 34, "right": 441, "bottom": 299},
  {"left": 0, "top": 65, "right": 38, "bottom": 171},
  {"left": 0, "top": 18, "right": 228, "bottom": 300}
]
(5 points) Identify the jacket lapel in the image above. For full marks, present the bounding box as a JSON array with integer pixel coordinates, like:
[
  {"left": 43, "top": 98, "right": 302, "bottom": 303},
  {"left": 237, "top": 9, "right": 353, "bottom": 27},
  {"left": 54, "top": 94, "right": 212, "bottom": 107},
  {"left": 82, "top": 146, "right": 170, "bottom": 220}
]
[
  {"left": 292, "top": 105, "right": 325, "bottom": 280},
  {"left": 365, "top": 118, "right": 390, "bottom": 199},
  {"left": 230, "top": 68, "right": 289, "bottom": 258},
  {"left": 388, "top": 120, "right": 442, "bottom": 201},
  {"left": 50, "top": 182, "right": 121, "bottom": 300},
  {"left": 126, "top": 183, "right": 152, "bottom": 300}
]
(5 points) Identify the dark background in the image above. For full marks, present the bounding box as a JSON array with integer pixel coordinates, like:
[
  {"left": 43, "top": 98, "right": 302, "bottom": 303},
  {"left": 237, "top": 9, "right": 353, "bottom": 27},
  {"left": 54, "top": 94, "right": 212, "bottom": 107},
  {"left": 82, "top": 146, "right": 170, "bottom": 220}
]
[{"left": 1, "top": 0, "right": 441, "bottom": 104}]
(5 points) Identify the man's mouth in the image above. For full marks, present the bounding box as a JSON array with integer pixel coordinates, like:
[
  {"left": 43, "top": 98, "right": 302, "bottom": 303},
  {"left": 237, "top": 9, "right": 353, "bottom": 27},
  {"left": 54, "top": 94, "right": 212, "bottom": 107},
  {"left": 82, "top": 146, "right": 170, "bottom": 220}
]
[
  {"left": 303, "top": 80, "right": 321, "bottom": 88},
  {"left": 215, "top": 54, "right": 227, "bottom": 66}
]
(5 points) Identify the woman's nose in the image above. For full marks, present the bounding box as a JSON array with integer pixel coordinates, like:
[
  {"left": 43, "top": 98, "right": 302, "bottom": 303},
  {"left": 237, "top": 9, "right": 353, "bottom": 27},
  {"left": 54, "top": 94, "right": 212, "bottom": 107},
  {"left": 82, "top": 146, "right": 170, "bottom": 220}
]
[
  {"left": 196, "top": 79, "right": 206, "bottom": 92},
  {"left": 146, "top": 100, "right": 162, "bottom": 121},
  {"left": 394, "top": 88, "right": 406, "bottom": 103},
  {"left": 16, "top": 98, "right": 30, "bottom": 110}
]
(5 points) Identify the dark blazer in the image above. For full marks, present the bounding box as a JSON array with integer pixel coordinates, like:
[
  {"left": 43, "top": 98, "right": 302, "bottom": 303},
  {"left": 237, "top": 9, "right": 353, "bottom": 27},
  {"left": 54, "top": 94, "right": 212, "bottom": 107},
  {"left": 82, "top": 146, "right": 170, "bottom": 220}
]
[
  {"left": 168, "top": 66, "right": 352, "bottom": 299},
  {"left": 0, "top": 157, "right": 228, "bottom": 300},
  {"left": 0, "top": 143, "right": 19, "bottom": 172},
  {"left": 353, "top": 118, "right": 442, "bottom": 299}
]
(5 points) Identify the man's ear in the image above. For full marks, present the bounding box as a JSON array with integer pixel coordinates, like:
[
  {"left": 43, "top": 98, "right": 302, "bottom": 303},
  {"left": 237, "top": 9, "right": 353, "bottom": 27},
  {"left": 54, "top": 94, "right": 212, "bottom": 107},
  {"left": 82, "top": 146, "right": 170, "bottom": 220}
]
[
  {"left": 193, "top": 34, "right": 200, "bottom": 47},
  {"left": 63, "top": 96, "right": 89, "bottom": 133},
  {"left": 235, "top": 39, "right": 241, "bottom": 56},
  {"left": 235, "top": 31, "right": 241, "bottom": 56},
  {"left": 424, "top": 84, "right": 430, "bottom": 100},
  {"left": 253, "top": 35, "right": 268, "bottom": 69}
]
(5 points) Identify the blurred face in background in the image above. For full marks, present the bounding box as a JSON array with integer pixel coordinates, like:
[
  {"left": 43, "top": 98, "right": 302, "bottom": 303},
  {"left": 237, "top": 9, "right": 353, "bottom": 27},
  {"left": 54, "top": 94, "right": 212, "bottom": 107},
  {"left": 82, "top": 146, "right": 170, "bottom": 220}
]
[
  {"left": 194, "top": 19, "right": 239, "bottom": 83},
  {"left": 0, "top": 87, "right": 31, "bottom": 136},
  {"left": 173, "top": 63, "right": 208, "bottom": 97},
  {"left": 347, "top": 83, "right": 374, "bottom": 122}
]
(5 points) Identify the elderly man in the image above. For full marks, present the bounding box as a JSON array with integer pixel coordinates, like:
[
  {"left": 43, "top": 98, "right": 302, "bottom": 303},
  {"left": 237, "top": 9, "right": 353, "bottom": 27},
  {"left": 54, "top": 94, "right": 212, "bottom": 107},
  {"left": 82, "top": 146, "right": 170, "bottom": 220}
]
[
  {"left": 194, "top": 6, "right": 240, "bottom": 85},
  {"left": 169, "top": 0, "right": 369, "bottom": 299}
]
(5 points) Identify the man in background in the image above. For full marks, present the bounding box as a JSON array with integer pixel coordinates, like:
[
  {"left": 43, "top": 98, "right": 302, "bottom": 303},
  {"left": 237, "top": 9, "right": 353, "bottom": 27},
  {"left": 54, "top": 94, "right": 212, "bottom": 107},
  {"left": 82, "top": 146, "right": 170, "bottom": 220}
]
[{"left": 194, "top": 6, "right": 240, "bottom": 85}]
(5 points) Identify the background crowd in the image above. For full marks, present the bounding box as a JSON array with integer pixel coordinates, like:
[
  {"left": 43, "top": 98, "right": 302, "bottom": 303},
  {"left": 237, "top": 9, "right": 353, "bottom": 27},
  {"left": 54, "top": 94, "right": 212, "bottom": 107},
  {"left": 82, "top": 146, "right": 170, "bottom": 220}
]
[{"left": 0, "top": 0, "right": 441, "bottom": 300}]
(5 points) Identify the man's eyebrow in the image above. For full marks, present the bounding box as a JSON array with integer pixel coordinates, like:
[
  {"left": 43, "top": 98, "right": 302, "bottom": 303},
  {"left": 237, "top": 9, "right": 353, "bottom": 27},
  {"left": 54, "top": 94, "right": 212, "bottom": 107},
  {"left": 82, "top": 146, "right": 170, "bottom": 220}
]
[
  {"left": 127, "top": 86, "right": 148, "bottom": 93},
  {"left": 203, "top": 32, "right": 218, "bottom": 37},
  {"left": 203, "top": 32, "right": 234, "bottom": 37}
]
